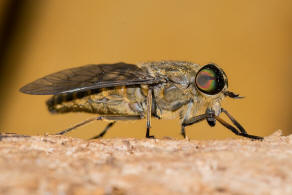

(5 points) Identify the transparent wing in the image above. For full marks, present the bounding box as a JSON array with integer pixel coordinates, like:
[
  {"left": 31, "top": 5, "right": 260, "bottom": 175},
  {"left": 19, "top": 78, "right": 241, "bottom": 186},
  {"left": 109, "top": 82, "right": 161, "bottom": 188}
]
[{"left": 20, "top": 62, "right": 163, "bottom": 95}]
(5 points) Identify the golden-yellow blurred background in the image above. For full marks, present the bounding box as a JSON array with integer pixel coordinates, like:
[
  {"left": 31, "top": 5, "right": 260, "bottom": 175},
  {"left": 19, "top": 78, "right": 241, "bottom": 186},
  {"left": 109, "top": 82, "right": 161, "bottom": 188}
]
[{"left": 0, "top": 0, "right": 291, "bottom": 139}]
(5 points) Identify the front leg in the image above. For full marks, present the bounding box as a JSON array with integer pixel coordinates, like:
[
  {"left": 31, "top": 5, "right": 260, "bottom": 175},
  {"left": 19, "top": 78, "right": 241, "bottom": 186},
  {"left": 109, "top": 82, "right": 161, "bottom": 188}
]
[
  {"left": 181, "top": 113, "right": 210, "bottom": 138},
  {"left": 216, "top": 108, "right": 263, "bottom": 140}
]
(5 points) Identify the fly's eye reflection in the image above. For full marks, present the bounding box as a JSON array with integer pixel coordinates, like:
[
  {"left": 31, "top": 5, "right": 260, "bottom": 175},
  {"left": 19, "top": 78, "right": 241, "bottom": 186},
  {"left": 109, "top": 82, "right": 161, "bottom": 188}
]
[
  {"left": 196, "top": 69, "right": 216, "bottom": 90},
  {"left": 195, "top": 64, "right": 225, "bottom": 95}
]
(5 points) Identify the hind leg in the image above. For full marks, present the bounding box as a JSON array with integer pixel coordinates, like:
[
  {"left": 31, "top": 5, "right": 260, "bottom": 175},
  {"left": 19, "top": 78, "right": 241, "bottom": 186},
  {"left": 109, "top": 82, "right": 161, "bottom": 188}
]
[
  {"left": 90, "top": 115, "right": 144, "bottom": 139},
  {"left": 89, "top": 121, "right": 116, "bottom": 139},
  {"left": 55, "top": 115, "right": 143, "bottom": 138}
]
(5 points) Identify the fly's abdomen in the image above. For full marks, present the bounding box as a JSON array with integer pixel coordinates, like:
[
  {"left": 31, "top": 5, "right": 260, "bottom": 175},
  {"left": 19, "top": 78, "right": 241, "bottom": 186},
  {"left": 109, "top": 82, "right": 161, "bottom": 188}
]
[{"left": 46, "top": 86, "right": 147, "bottom": 116}]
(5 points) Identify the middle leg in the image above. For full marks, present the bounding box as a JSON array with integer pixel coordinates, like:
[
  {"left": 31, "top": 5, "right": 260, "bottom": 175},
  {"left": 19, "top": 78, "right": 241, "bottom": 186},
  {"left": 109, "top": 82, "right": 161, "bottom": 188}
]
[{"left": 146, "top": 88, "right": 155, "bottom": 138}]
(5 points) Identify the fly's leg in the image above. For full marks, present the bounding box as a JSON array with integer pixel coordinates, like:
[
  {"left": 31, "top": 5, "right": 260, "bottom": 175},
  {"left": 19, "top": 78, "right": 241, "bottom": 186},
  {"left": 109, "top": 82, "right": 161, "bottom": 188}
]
[
  {"left": 146, "top": 88, "right": 155, "bottom": 139},
  {"left": 55, "top": 115, "right": 142, "bottom": 138},
  {"left": 90, "top": 121, "right": 116, "bottom": 139},
  {"left": 181, "top": 109, "right": 263, "bottom": 140},
  {"left": 216, "top": 108, "right": 263, "bottom": 140},
  {"left": 56, "top": 116, "right": 104, "bottom": 135},
  {"left": 181, "top": 127, "right": 186, "bottom": 138},
  {"left": 151, "top": 89, "right": 161, "bottom": 120},
  {"left": 89, "top": 115, "right": 143, "bottom": 139},
  {"left": 181, "top": 113, "right": 209, "bottom": 138},
  {"left": 181, "top": 101, "right": 196, "bottom": 138},
  {"left": 220, "top": 108, "right": 246, "bottom": 133},
  {"left": 215, "top": 116, "right": 263, "bottom": 140}
]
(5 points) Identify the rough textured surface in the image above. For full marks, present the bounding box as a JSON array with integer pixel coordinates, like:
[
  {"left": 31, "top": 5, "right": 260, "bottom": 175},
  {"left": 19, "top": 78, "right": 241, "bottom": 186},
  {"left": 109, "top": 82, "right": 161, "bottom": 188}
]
[{"left": 0, "top": 130, "right": 291, "bottom": 195}]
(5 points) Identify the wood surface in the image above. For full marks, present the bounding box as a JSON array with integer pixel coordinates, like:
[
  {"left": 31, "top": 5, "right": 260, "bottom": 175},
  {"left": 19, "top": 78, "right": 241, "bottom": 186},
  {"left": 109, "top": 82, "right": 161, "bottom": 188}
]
[{"left": 0, "top": 130, "right": 291, "bottom": 195}]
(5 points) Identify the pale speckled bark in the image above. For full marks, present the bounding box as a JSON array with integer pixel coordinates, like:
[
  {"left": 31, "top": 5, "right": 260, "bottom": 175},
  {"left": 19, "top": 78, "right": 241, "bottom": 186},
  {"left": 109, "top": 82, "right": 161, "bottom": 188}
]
[{"left": 0, "top": 130, "right": 291, "bottom": 195}]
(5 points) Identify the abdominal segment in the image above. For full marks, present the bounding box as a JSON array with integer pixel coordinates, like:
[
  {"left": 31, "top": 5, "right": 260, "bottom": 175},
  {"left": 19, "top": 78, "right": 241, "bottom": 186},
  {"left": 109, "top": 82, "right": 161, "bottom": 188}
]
[{"left": 46, "top": 86, "right": 147, "bottom": 116}]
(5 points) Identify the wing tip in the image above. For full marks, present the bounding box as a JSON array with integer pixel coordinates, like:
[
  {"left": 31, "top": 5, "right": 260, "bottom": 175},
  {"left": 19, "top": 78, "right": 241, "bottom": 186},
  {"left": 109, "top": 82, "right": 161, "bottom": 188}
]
[
  {"left": 19, "top": 84, "right": 31, "bottom": 94},
  {"left": 19, "top": 83, "right": 49, "bottom": 95}
]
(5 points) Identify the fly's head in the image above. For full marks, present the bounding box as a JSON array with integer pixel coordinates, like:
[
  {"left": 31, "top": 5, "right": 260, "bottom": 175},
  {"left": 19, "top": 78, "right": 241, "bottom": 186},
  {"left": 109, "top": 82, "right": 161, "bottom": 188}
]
[{"left": 194, "top": 64, "right": 242, "bottom": 126}]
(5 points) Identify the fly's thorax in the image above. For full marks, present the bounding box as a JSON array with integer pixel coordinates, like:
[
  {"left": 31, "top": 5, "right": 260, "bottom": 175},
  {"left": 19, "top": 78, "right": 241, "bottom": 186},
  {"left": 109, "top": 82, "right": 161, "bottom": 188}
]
[
  {"left": 150, "top": 82, "right": 199, "bottom": 120},
  {"left": 142, "top": 61, "right": 200, "bottom": 87},
  {"left": 141, "top": 61, "right": 212, "bottom": 119}
]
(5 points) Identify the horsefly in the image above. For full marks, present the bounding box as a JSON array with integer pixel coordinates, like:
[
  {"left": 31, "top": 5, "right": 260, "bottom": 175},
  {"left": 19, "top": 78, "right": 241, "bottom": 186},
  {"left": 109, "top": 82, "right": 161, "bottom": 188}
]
[{"left": 20, "top": 61, "right": 263, "bottom": 140}]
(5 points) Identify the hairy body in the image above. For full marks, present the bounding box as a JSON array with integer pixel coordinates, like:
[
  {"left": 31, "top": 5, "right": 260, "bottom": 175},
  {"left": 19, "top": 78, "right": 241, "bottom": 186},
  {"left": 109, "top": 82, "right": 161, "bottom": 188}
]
[
  {"left": 46, "top": 61, "right": 224, "bottom": 122},
  {"left": 20, "top": 61, "right": 262, "bottom": 139}
]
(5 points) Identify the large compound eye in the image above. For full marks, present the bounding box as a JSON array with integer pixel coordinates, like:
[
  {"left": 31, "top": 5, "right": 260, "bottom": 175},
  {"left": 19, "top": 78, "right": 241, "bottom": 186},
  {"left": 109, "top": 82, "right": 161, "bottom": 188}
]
[{"left": 195, "top": 64, "right": 225, "bottom": 95}]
